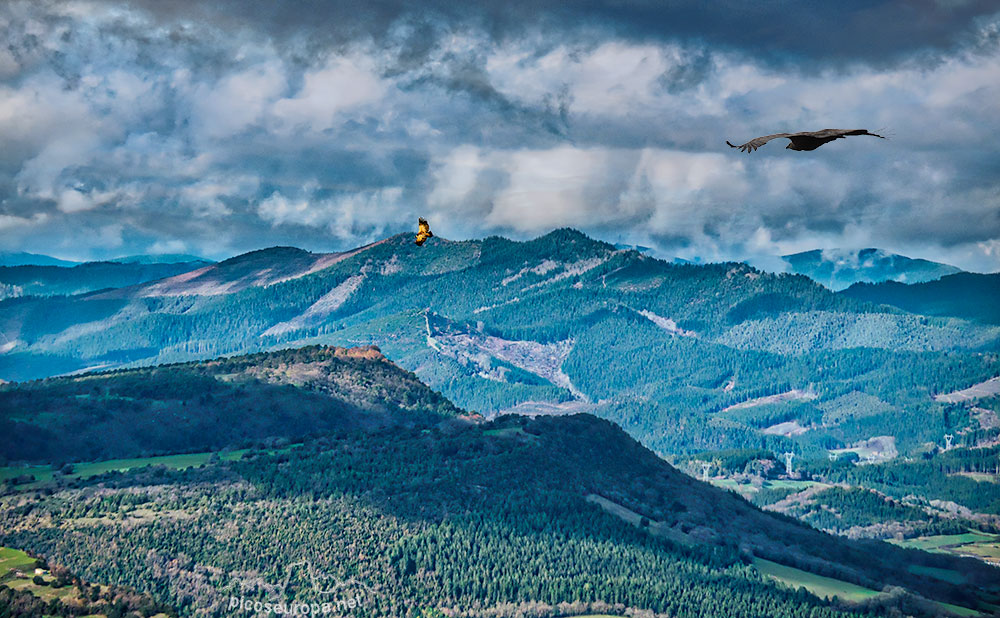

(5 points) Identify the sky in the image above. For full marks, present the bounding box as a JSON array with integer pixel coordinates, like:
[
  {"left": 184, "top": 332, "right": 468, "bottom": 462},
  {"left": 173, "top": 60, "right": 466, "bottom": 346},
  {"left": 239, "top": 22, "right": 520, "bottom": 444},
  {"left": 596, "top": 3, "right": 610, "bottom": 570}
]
[{"left": 0, "top": 0, "right": 998, "bottom": 271}]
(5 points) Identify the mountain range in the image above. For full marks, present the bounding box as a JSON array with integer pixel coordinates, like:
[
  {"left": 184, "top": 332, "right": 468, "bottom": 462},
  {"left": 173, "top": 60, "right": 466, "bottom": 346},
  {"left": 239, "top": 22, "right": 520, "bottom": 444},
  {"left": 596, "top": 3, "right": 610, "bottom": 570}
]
[
  {"left": 0, "top": 230, "right": 996, "bottom": 463},
  {"left": 0, "top": 258, "right": 213, "bottom": 300}
]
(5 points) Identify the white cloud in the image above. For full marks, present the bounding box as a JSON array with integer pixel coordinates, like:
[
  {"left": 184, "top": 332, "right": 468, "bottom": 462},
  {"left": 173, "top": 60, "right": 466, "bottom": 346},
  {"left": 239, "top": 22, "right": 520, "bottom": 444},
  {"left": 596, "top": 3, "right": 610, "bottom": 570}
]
[
  {"left": 0, "top": 213, "right": 48, "bottom": 231},
  {"left": 258, "top": 186, "right": 404, "bottom": 240},
  {"left": 149, "top": 238, "right": 188, "bottom": 254},
  {"left": 270, "top": 52, "right": 387, "bottom": 132},
  {"left": 57, "top": 188, "right": 96, "bottom": 213},
  {"left": 428, "top": 145, "right": 751, "bottom": 236},
  {"left": 189, "top": 61, "right": 287, "bottom": 139},
  {"left": 179, "top": 175, "right": 259, "bottom": 219}
]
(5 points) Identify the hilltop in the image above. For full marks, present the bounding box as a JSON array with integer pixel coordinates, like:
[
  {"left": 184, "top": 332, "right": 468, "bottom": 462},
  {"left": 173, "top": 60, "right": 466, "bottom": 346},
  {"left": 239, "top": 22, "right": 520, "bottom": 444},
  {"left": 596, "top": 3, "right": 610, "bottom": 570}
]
[
  {"left": 0, "top": 258, "right": 211, "bottom": 299},
  {"left": 0, "top": 345, "right": 460, "bottom": 463}
]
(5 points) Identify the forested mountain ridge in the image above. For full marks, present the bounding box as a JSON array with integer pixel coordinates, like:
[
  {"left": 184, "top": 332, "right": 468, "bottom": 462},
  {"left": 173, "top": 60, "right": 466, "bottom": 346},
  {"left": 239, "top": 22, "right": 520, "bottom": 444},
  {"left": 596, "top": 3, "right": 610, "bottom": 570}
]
[
  {"left": 1, "top": 229, "right": 997, "bottom": 458},
  {"left": 0, "top": 345, "right": 461, "bottom": 463},
  {"left": 841, "top": 272, "right": 1000, "bottom": 325}
]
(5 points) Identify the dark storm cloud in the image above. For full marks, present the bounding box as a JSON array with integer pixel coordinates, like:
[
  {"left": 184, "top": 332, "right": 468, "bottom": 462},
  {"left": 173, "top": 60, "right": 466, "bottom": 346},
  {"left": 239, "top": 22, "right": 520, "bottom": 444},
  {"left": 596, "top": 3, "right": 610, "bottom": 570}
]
[{"left": 99, "top": 0, "right": 1000, "bottom": 65}]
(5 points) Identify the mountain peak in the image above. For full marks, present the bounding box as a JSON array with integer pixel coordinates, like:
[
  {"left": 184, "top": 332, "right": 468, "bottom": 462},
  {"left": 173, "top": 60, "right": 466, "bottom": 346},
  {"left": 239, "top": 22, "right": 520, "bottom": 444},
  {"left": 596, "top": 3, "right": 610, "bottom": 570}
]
[
  {"left": 109, "top": 254, "right": 212, "bottom": 265},
  {"left": 219, "top": 246, "right": 312, "bottom": 265},
  {"left": 537, "top": 227, "right": 593, "bottom": 243}
]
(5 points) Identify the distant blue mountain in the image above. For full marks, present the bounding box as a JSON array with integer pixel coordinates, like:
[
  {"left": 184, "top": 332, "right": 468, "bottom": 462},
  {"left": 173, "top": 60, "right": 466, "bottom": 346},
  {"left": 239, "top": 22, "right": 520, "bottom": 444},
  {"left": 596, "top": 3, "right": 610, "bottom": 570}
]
[
  {"left": 109, "top": 253, "right": 213, "bottom": 265},
  {"left": 0, "top": 259, "right": 211, "bottom": 299},
  {"left": 781, "top": 248, "right": 962, "bottom": 291},
  {"left": 0, "top": 251, "right": 79, "bottom": 267}
]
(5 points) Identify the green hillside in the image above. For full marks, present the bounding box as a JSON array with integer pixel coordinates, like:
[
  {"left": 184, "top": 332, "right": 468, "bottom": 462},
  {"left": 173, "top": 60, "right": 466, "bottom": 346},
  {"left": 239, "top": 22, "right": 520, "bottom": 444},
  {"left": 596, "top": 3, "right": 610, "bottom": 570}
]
[
  {"left": 842, "top": 273, "right": 1000, "bottom": 325},
  {"left": 0, "top": 345, "right": 459, "bottom": 463},
  {"left": 2, "top": 400, "right": 996, "bottom": 617}
]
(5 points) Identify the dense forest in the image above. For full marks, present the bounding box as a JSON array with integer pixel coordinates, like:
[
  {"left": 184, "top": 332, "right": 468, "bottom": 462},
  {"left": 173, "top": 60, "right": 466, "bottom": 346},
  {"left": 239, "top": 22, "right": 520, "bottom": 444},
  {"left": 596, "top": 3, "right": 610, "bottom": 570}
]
[
  {"left": 3, "top": 413, "right": 997, "bottom": 617},
  {"left": 842, "top": 273, "right": 1000, "bottom": 325}
]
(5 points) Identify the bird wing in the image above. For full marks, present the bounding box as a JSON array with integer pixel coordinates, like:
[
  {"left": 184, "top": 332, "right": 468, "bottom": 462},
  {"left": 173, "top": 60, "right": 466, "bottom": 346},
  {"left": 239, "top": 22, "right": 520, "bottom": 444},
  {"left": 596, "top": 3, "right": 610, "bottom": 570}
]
[
  {"left": 795, "top": 128, "right": 887, "bottom": 139},
  {"left": 726, "top": 133, "right": 793, "bottom": 153}
]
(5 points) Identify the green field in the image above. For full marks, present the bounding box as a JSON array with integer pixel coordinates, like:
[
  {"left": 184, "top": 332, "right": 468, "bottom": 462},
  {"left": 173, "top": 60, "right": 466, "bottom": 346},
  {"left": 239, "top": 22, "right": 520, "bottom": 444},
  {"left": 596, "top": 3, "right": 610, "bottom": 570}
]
[
  {"left": 752, "top": 557, "right": 880, "bottom": 603},
  {"left": 0, "top": 546, "right": 37, "bottom": 573},
  {"left": 907, "top": 564, "right": 967, "bottom": 585},
  {"left": 0, "top": 449, "right": 253, "bottom": 488},
  {"left": 1, "top": 546, "right": 173, "bottom": 618},
  {"left": 889, "top": 531, "right": 1000, "bottom": 568},
  {"left": 889, "top": 531, "right": 998, "bottom": 552},
  {"left": 711, "top": 478, "right": 825, "bottom": 495},
  {"left": 956, "top": 540, "right": 1000, "bottom": 562},
  {"left": 936, "top": 602, "right": 986, "bottom": 617},
  {"left": 753, "top": 558, "right": 979, "bottom": 615},
  {"left": 0, "top": 547, "right": 76, "bottom": 603}
]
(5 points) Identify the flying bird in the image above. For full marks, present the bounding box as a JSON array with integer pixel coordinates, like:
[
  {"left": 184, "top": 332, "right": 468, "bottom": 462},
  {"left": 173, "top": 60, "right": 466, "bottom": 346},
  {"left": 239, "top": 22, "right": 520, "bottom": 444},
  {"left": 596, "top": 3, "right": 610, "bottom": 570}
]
[
  {"left": 415, "top": 218, "right": 434, "bottom": 246},
  {"left": 726, "top": 129, "right": 886, "bottom": 153}
]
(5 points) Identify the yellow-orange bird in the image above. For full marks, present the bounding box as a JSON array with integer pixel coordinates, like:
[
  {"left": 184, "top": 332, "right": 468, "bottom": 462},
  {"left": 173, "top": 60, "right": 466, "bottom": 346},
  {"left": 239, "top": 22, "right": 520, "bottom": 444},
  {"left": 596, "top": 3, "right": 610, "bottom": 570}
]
[{"left": 415, "top": 218, "right": 434, "bottom": 246}]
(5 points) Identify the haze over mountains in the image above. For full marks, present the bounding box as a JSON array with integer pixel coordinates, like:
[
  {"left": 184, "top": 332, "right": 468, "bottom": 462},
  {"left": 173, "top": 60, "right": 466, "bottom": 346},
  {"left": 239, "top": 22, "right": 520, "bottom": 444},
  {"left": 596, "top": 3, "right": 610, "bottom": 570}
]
[
  {"left": 780, "top": 248, "right": 964, "bottom": 291},
  {"left": 1, "top": 229, "right": 996, "bottom": 462},
  {"left": 0, "top": 252, "right": 80, "bottom": 268}
]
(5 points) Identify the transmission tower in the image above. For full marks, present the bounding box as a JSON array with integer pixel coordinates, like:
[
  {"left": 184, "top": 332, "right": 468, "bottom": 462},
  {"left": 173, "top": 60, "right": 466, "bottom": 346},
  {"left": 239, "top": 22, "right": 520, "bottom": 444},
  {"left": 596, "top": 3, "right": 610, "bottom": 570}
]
[
  {"left": 943, "top": 434, "right": 954, "bottom": 451},
  {"left": 701, "top": 461, "right": 712, "bottom": 481},
  {"left": 783, "top": 452, "right": 795, "bottom": 476}
]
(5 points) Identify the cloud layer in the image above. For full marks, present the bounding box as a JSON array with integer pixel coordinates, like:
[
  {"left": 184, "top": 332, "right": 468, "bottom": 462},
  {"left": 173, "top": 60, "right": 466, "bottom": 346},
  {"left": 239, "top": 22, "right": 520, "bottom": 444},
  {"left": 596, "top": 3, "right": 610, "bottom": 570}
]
[{"left": 0, "top": 0, "right": 998, "bottom": 271}]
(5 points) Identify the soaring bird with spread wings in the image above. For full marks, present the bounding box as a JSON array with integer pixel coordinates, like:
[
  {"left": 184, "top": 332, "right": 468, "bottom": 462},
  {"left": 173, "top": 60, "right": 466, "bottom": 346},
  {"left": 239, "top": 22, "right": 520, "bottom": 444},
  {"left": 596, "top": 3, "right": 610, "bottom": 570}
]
[
  {"left": 726, "top": 129, "right": 886, "bottom": 153},
  {"left": 415, "top": 218, "right": 434, "bottom": 246}
]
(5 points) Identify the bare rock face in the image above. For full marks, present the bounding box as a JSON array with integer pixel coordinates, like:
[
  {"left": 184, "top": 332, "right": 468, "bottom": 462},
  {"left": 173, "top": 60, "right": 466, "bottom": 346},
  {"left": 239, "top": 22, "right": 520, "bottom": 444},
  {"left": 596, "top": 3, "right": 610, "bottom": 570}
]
[{"left": 329, "top": 345, "right": 384, "bottom": 361}]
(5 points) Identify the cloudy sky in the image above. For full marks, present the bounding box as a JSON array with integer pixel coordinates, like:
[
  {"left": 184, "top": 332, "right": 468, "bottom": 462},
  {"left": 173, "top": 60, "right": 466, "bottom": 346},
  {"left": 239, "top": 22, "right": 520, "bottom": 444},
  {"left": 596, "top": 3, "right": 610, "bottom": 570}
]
[{"left": 1, "top": 0, "right": 998, "bottom": 270}]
